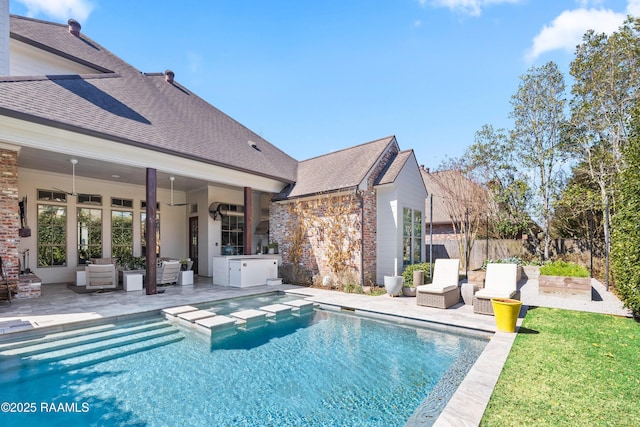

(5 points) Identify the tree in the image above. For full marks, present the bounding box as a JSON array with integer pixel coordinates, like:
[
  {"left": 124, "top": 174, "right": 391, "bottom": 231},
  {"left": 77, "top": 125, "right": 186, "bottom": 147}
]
[
  {"left": 427, "top": 168, "right": 489, "bottom": 271},
  {"left": 569, "top": 16, "right": 640, "bottom": 265},
  {"left": 510, "top": 61, "right": 569, "bottom": 260},
  {"left": 551, "top": 161, "right": 605, "bottom": 254},
  {"left": 611, "top": 104, "right": 640, "bottom": 317},
  {"left": 466, "top": 124, "right": 532, "bottom": 239}
]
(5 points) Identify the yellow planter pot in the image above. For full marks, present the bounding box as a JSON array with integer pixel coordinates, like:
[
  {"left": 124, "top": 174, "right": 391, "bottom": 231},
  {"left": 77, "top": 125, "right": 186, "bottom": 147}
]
[{"left": 491, "top": 298, "right": 522, "bottom": 333}]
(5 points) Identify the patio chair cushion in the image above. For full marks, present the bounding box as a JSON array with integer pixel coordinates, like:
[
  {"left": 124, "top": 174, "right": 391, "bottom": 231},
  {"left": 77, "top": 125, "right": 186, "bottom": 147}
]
[
  {"left": 416, "top": 283, "right": 458, "bottom": 294},
  {"left": 431, "top": 258, "right": 461, "bottom": 288},
  {"left": 474, "top": 288, "right": 516, "bottom": 299},
  {"left": 474, "top": 263, "right": 518, "bottom": 300}
]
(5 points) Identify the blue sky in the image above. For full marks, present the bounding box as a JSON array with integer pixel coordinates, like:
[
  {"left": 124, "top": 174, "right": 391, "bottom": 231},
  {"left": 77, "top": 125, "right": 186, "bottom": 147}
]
[{"left": 9, "top": 0, "right": 639, "bottom": 167}]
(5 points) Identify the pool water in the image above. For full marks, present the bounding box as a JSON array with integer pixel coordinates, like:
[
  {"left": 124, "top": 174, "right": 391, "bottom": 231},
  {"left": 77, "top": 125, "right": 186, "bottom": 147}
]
[{"left": 0, "top": 298, "right": 487, "bottom": 426}]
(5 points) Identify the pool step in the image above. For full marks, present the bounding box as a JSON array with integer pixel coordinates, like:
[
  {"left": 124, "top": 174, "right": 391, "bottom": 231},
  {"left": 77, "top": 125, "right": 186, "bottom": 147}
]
[
  {"left": 0, "top": 320, "right": 184, "bottom": 384},
  {"left": 259, "top": 303, "right": 293, "bottom": 318},
  {"left": 0, "top": 320, "right": 174, "bottom": 358},
  {"left": 162, "top": 298, "right": 316, "bottom": 338},
  {"left": 0, "top": 322, "right": 120, "bottom": 352},
  {"left": 284, "top": 299, "right": 315, "bottom": 311}
]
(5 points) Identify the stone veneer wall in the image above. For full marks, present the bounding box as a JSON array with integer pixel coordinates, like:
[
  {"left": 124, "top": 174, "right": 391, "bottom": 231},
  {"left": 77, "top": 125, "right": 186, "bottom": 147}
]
[
  {"left": 0, "top": 148, "right": 20, "bottom": 281},
  {"left": 270, "top": 195, "right": 362, "bottom": 281}
]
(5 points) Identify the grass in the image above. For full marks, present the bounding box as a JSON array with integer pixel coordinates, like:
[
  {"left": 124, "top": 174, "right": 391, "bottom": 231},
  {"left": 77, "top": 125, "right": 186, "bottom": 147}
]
[{"left": 481, "top": 307, "right": 640, "bottom": 426}]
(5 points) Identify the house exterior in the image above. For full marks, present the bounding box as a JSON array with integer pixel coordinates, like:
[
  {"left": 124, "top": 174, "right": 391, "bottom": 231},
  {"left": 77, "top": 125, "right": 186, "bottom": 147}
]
[
  {"left": 271, "top": 137, "right": 426, "bottom": 286},
  {"left": 0, "top": 11, "right": 426, "bottom": 292}
]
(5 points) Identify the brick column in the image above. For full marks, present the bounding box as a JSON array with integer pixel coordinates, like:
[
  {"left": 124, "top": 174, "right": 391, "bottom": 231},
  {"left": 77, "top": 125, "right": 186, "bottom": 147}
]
[{"left": 0, "top": 147, "right": 20, "bottom": 280}]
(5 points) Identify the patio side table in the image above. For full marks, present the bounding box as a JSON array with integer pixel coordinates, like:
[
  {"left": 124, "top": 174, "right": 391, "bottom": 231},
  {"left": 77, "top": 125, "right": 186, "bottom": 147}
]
[
  {"left": 461, "top": 281, "right": 477, "bottom": 305},
  {"left": 123, "top": 273, "right": 143, "bottom": 292},
  {"left": 178, "top": 270, "right": 194, "bottom": 286}
]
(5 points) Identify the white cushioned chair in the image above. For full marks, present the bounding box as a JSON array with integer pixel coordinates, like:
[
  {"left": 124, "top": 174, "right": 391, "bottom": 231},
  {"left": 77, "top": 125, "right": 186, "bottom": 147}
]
[
  {"left": 85, "top": 264, "right": 117, "bottom": 290},
  {"left": 473, "top": 263, "right": 520, "bottom": 315},
  {"left": 416, "top": 258, "right": 461, "bottom": 308},
  {"left": 156, "top": 260, "right": 180, "bottom": 286}
]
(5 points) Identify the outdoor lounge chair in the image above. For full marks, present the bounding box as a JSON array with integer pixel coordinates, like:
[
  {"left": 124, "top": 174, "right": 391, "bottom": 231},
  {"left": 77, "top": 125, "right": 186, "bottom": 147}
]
[
  {"left": 472, "top": 263, "right": 520, "bottom": 315},
  {"left": 85, "top": 263, "right": 117, "bottom": 291},
  {"left": 157, "top": 260, "right": 180, "bottom": 286},
  {"left": 416, "top": 258, "right": 461, "bottom": 308}
]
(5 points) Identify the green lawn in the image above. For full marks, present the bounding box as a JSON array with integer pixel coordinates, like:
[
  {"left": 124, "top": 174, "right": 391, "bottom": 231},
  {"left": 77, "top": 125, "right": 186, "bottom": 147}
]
[{"left": 481, "top": 307, "right": 640, "bottom": 426}]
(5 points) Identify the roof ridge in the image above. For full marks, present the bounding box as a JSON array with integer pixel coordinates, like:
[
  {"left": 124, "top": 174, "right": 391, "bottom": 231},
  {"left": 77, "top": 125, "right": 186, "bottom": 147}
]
[
  {"left": 9, "top": 14, "right": 68, "bottom": 28},
  {"left": 300, "top": 135, "right": 395, "bottom": 163},
  {"left": 0, "top": 73, "right": 120, "bottom": 83}
]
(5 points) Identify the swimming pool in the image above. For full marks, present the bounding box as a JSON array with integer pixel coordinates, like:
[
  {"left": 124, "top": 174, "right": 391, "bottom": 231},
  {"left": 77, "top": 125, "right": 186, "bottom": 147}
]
[{"left": 0, "top": 293, "right": 488, "bottom": 426}]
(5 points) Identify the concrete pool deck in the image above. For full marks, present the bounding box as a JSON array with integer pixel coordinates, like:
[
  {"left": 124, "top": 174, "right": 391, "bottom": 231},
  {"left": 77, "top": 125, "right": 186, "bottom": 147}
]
[{"left": 0, "top": 276, "right": 631, "bottom": 426}]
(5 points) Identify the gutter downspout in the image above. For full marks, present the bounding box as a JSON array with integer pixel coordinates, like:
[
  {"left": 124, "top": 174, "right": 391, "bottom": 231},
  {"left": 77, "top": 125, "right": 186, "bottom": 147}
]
[{"left": 356, "top": 189, "right": 365, "bottom": 286}]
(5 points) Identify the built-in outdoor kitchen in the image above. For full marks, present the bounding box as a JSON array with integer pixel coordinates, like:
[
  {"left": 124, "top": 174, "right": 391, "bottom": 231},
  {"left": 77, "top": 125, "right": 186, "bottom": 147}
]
[{"left": 212, "top": 255, "right": 281, "bottom": 287}]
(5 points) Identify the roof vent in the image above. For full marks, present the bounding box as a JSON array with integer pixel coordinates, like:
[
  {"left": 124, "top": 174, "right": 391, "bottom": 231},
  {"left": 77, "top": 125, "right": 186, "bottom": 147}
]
[
  {"left": 165, "top": 70, "right": 175, "bottom": 84},
  {"left": 68, "top": 19, "right": 81, "bottom": 37}
]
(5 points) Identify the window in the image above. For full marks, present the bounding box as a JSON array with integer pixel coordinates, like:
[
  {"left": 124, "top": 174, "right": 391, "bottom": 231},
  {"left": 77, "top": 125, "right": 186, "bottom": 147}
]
[
  {"left": 37, "top": 189, "right": 67, "bottom": 203},
  {"left": 403, "top": 207, "right": 423, "bottom": 266},
  {"left": 78, "top": 208, "right": 102, "bottom": 265},
  {"left": 37, "top": 204, "right": 67, "bottom": 267},
  {"left": 112, "top": 210, "right": 133, "bottom": 259},
  {"left": 140, "top": 201, "right": 160, "bottom": 210},
  {"left": 221, "top": 209, "right": 244, "bottom": 255},
  {"left": 77, "top": 194, "right": 102, "bottom": 205},
  {"left": 111, "top": 197, "right": 133, "bottom": 209},
  {"left": 141, "top": 212, "right": 160, "bottom": 257}
]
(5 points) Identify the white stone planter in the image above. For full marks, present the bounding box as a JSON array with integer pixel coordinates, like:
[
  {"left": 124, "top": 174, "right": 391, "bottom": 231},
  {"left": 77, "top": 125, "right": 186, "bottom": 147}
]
[{"left": 384, "top": 276, "right": 404, "bottom": 297}]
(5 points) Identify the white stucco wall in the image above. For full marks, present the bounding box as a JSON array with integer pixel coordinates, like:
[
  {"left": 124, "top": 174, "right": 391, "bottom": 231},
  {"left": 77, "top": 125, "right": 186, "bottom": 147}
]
[{"left": 375, "top": 153, "right": 427, "bottom": 284}]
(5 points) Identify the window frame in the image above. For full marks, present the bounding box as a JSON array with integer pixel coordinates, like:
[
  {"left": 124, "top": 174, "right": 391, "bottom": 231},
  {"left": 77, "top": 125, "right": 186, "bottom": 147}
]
[{"left": 37, "top": 203, "right": 67, "bottom": 267}]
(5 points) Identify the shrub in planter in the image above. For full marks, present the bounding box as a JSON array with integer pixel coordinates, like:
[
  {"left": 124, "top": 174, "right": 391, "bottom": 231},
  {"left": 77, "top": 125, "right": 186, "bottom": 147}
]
[
  {"left": 539, "top": 260, "right": 591, "bottom": 300},
  {"left": 402, "top": 262, "right": 431, "bottom": 286},
  {"left": 539, "top": 260, "right": 589, "bottom": 278}
]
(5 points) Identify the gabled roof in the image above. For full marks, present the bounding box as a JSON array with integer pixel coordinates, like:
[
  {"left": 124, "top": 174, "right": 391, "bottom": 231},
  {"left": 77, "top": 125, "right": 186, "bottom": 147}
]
[
  {"left": 376, "top": 149, "right": 412, "bottom": 185},
  {"left": 275, "top": 136, "right": 397, "bottom": 200},
  {"left": 9, "top": 16, "right": 135, "bottom": 74},
  {"left": 1, "top": 15, "right": 298, "bottom": 183}
]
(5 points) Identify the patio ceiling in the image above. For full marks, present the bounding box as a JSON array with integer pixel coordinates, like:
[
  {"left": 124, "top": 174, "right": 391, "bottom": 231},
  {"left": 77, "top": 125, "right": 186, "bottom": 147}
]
[{"left": 18, "top": 146, "right": 229, "bottom": 192}]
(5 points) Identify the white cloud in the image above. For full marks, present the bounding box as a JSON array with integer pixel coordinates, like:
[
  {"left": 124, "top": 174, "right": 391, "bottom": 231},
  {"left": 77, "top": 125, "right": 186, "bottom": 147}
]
[
  {"left": 423, "top": 0, "right": 521, "bottom": 17},
  {"left": 526, "top": 6, "right": 627, "bottom": 62},
  {"left": 16, "top": 0, "right": 94, "bottom": 22},
  {"left": 628, "top": 0, "right": 640, "bottom": 15}
]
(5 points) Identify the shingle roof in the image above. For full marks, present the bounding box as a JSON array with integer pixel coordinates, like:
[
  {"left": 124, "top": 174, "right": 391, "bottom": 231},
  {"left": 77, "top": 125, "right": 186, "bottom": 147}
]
[
  {"left": 1, "top": 15, "right": 298, "bottom": 183},
  {"left": 277, "top": 136, "right": 396, "bottom": 199},
  {"left": 376, "top": 149, "right": 412, "bottom": 185}
]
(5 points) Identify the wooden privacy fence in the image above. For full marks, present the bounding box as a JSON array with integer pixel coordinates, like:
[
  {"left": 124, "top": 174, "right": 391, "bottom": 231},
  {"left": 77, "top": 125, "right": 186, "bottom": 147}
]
[{"left": 427, "top": 238, "right": 591, "bottom": 271}]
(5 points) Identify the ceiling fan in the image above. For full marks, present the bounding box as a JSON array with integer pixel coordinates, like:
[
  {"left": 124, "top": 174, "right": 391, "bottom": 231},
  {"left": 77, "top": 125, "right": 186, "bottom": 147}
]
[
  {"left": 53, "top": 159, "right": 79, "bottom": 196},
  {"left": 167, "top": 176, "right": 188, "bottom": 207}
]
